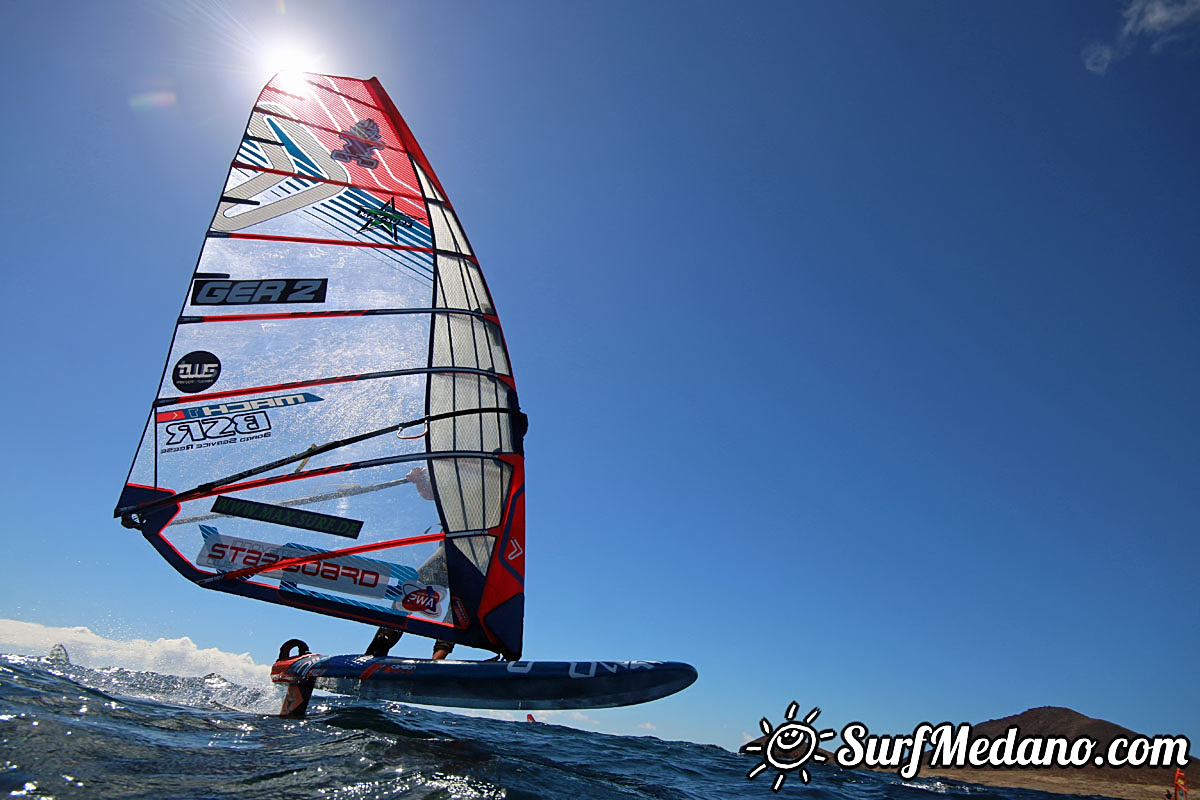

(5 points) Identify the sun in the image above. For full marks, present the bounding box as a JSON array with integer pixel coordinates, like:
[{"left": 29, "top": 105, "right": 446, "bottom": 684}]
[
  {"left": 745, "top": 702, "right": 837, "bottom": 792},
  {"left": 263, "top": 40, "right": 319, "bottom": 72}
]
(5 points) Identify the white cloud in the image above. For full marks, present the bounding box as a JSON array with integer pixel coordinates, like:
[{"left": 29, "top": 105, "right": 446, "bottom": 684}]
[
  {"left": 1083, "top": 0, "right": 1200, "bottom": 73},
  {"left": 1122, "top": 0, "right": 1200, "bottom": 38},
  {"left": 637, "top": 721, "right": 657, "bottom": 730},
  {"left": 0, "top": 618, "right": 269, "bottom": 688}
]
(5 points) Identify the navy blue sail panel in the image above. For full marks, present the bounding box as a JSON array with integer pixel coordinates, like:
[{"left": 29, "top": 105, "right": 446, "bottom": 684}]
[{"left": 115, "top": 74, "right": 526, "bottom": 658}]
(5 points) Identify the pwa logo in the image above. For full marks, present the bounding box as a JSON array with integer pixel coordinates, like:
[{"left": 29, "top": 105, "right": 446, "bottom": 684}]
[
  {"left": 172, "top": 351, "right": 221, "bottom": 393},
  {"left": 398, "top": 582, "right": 443, "bottom": 615},
  {"left": 164, "top": 411, "right": 270, "bottom": 445}
]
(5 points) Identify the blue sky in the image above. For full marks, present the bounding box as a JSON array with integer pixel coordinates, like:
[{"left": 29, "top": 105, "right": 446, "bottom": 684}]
[{"left": 1, "top": 0, "right": 1198, "bottom": 753}]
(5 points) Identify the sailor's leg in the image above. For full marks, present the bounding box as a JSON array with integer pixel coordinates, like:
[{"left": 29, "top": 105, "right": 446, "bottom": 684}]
[
  {"left": 431, "top": 639, "right": 454, "bottom": 660},
  {"left": 366, "top": 626, "right": 403, "bottom": 657}
]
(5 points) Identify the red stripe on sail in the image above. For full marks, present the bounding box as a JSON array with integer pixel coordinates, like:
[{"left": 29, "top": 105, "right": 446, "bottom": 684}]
[
  {"left": 220, "top": 231, "right": 435, "bottom": 252},
  {"left": 191, "top": 310, "right": 369, "bottom": 323}
]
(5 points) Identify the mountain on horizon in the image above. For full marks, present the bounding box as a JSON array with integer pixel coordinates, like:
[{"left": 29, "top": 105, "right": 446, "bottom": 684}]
[{"left": 919, "top": 706, "right": 1194, "bottom": 784}]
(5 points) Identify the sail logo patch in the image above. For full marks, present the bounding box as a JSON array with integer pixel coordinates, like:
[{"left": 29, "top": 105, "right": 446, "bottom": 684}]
[
  {"left": 356, "top": 197, "right": 414, "bottom": 241},
  {"left": 451, "top": 597, "right": 470, "bottom": 629},
  {"left": 162, "top": 411, "right": 270, "bottom": 446},
  {"left": 192, "top": 278, "right": 328, "bottom": 305},
  {"left": 156, "top": 392, "right": 322, "bottom": 423},
  {"left": 211, "top": 495, "right": 363, "bottom": 539},
  {"left": 172, "top": 351, "right": 221, "bottom": 393},
  {"left": 331, "top": 119, "right": 385, "bottom": 169},
  {"left": 196, "top": 529, "right": 391, "bottom": 599},
  {"left": 397, "top": 582, "right": 444, "bottom": 615},
  {"left": 507, "top": 539, "right": 523, "bottom": 561}
]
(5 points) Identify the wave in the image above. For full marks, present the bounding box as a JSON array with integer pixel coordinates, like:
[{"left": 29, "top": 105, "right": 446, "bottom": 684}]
[{"left": 0, "top": 650, "right": 1108, "bottom": 800}]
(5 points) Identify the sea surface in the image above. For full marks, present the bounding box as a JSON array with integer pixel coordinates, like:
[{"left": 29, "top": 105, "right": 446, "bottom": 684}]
[{"left": 0, "top": 654, "right": 1106, "bottom": 800}]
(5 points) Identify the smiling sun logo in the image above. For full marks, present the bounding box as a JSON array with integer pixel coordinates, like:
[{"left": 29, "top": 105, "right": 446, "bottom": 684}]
[{"left": 745, "top": 702, "right": 837, "bottom": 792}]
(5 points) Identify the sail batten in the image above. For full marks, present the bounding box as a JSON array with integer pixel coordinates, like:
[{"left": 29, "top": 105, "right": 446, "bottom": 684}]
[
  {"left": 116, "top": 73, "right": 526, "bottom": 659},
  {"left": 178, "top": 307, "right": 492, "bottom": 323},
  {"left": 151, "top": 365, "right": 510, "bottom": 407},
  {"left": 211, "top": 231, "right": 437, "bottom": 252}
]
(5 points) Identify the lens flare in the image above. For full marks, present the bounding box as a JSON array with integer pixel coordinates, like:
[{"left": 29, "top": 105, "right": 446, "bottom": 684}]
[{"left": 129, "top": 91, "right": 178, "bottom": 111}]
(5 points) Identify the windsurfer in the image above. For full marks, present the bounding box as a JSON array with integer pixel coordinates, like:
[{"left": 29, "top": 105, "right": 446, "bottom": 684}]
[
  {"left": 366, "top": 469, "right": 452, "bottom": 659},
  {"left": 406, "top": 465, "right": 434, "bottom": 500}
]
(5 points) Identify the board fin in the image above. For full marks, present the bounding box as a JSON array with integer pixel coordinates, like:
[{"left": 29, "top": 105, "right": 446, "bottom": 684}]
[{"left": 271, "top": 639, "right": 316, "bottom": 718}]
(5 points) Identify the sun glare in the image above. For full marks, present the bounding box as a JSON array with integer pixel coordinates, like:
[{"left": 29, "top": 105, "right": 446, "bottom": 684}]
[
  {"left": 261, "top": 43, "right": 322, "bottom": 92},
  {"left": 274, "top": 69, "right": 313, "bottom": 97}
]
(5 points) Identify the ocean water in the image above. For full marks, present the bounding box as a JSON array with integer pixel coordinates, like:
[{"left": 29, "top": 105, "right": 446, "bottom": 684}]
[{"left": 0, "top": 654, "right": 1098, "bottom": 800}]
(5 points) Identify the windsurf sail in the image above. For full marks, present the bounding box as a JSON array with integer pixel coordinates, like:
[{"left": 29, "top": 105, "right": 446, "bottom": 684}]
[
  {"left": 115, "top": 73, "right": 527, "bottom": 660},
  {"left": 1176, "top": 768, "right": 1189, "bottom": 800}
]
